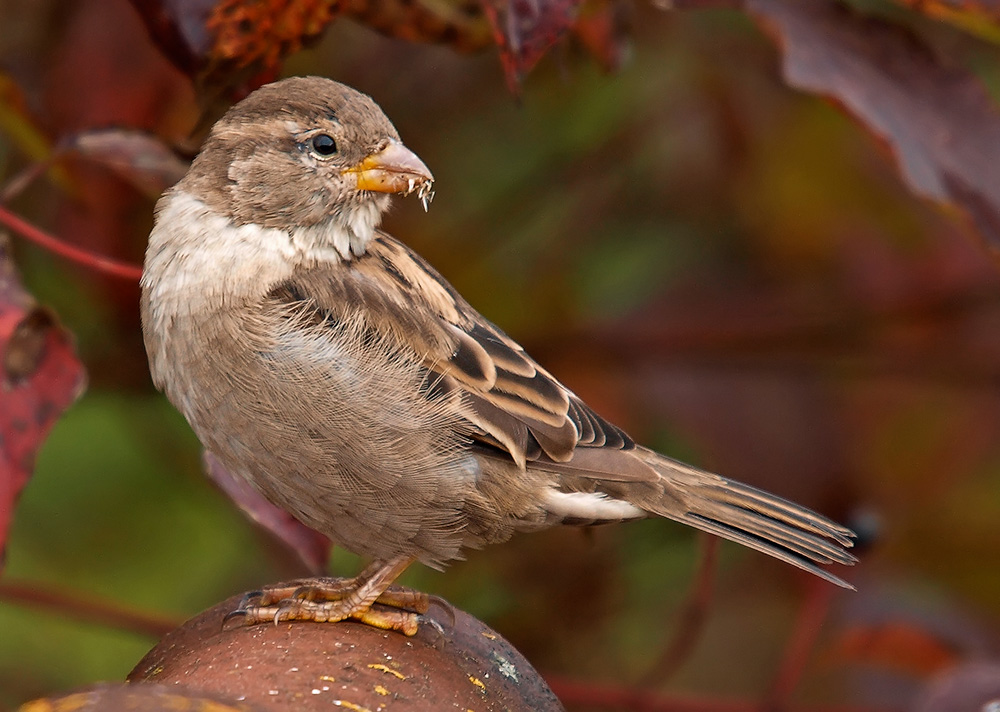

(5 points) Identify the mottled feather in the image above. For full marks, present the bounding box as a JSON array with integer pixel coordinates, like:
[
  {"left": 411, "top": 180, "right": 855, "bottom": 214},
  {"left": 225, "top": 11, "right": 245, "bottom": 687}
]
[{"left": 276, "top": 233, "right": 633, "bottom": 468}]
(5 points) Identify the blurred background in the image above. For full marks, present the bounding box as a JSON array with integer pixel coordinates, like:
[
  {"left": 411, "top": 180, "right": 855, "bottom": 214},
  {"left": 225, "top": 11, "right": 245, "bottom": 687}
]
[{"left": 2, "top": 0, "right": 1000, "bottom": 709}]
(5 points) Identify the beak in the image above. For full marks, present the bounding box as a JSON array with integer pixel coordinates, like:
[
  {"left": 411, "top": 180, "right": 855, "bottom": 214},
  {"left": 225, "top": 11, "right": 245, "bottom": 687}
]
[{"left": 343, "top": 141, "right": 434, "bottom": 197}]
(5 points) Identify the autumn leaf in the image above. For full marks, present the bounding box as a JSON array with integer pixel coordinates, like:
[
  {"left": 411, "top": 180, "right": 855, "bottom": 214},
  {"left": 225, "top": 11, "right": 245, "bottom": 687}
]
[
  {"left": 829, "top": 620, "right": 960, "bottom": 677},
  {"left": 128, "top": 0, "right": 218, "bottom": 76},
  {"left": 746, "top": 0, "right": 1000, "bottom": 259},
  {"left": 205, "top": 0, "right": 336, "bottom": 73},
  {"left": 0, "top": 237, "right": 86, "bottom": 567},
  {"left": 482, "top": 0, "right": 582, "bottom": 91},
  {"left": 130, "top": 0, "right": 336, "bottom": 95},
  {"left": 129, "top": 0, "right": 627, "bottom": 96},
  {"left": 571, "top": 0, "right": 631, "bottom": 73}
]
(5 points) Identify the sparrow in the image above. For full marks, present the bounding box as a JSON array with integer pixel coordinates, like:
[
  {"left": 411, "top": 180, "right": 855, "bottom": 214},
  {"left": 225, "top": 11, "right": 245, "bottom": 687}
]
[{"left": 141, "top": 76, "right": 856, "bottom": 635}]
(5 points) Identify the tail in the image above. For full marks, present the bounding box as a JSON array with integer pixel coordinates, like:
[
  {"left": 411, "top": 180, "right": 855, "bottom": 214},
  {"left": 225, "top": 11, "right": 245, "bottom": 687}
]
[
  {"left": 528, "top": 445, "right": 857, "bottom": 587},
  {"left": 641, "top": 450, "right": 857, "bottom": 588}
]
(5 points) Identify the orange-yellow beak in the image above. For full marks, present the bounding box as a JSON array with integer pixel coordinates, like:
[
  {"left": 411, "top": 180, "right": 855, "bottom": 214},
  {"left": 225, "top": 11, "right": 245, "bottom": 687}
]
[{"left": 343, "top": 141, "right": 434, "bottom": 198}]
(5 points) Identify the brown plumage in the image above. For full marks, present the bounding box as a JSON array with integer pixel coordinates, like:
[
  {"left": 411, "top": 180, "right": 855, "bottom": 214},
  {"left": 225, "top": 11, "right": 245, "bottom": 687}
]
[{"left": 141, "top": 76, "right": 855, "bottom": 634}]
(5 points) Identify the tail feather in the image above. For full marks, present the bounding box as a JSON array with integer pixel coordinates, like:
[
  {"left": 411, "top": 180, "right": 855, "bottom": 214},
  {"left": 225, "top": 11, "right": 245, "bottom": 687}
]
[
  {"left": 644, "top": 454, "right": 857, "bottom": 588},
  {"left": 689, "top": 493, "right": 848, "bottom": 564},
  {"left": 682, "top": 511, "right": 855, "bottom": 589},
  {"left": 529, "top": 447, "right": 857, "bottom": 587},
  {"left": 710, "top": 479, "right": 855, "bottom": 546}
]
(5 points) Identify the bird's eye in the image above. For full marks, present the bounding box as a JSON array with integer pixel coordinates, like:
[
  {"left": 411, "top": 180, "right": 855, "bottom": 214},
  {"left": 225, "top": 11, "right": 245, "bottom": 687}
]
[{"left": 310, "top": 134, "right": 338, "bottom": 157}]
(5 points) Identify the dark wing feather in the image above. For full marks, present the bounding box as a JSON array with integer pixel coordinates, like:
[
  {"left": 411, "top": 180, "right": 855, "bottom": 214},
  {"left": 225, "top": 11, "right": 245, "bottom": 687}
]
[{"left": 268, "top": 232, "right": 632, "bottom": 469}]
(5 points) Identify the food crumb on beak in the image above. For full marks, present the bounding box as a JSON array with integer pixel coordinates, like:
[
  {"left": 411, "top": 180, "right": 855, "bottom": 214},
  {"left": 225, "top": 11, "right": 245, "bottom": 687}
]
[{"left": 418, "top": 182, "right": 435, "bottom": 212}]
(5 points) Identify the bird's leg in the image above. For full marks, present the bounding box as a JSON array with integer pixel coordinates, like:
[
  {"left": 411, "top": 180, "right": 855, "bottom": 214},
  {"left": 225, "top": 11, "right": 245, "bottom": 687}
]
[{"left": 228, "top": 556, "right": 427, "bottom": 635}]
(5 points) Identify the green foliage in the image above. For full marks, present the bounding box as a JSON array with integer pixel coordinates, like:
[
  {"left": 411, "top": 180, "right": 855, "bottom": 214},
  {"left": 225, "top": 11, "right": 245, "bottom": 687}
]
[{"left": 1, "top": 394, "right": 268, "bottom": 703}]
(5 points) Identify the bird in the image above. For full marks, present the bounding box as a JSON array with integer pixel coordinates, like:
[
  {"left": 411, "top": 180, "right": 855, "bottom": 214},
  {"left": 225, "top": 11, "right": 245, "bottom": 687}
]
[{"left": 141, "top": 76, "right": 856, "bottom": 635}]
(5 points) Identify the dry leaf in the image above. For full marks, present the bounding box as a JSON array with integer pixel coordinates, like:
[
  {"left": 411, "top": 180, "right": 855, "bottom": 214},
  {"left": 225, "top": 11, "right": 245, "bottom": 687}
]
[
  {"left": 747, "top": 0, "right": 1000, "bottom": 258},
  {"left": 0, "top": 237, "right": 86, "bottom": 566}
]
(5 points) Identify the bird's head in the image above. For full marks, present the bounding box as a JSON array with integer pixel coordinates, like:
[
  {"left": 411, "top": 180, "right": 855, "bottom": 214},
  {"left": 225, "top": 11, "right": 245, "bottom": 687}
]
[{"left": 180, "top": 76, "right": 434, "bottom": 259}]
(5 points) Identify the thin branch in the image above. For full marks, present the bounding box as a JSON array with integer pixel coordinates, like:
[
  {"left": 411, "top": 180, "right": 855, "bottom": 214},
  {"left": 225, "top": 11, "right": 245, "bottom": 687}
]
[
  {"left": 0, "top": 205, "right": 143, "bottom": 281},
  {"left": 640, "top": 533, "right": 719, "bottom": 686},
  {"left": 760, "top": 577, "right": 837, "bottom": 710},
  {"left": 0, "top": 579, "right": 180, "bottom": 638},
  {"left": 0, "top": 158, "right": 56, "bottom": 204}
]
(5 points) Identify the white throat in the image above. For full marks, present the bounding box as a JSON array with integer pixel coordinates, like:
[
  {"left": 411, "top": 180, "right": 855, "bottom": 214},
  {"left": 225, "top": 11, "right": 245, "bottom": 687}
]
[
  {"left": 291, "top": 196, "right": 386, "bottom": 261},
  {"left": 142, "top": 191, "right": 384, "bottom": 318}
]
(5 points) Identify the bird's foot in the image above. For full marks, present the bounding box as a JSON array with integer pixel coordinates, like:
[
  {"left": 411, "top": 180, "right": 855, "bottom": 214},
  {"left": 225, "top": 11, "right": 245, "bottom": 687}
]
[{"left": 224, "top": 558, "right": 425, "bottom": 635}]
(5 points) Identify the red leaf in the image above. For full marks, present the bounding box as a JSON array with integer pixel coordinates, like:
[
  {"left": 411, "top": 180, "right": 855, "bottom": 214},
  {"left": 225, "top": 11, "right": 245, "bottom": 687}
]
[
  {"left": 571, "top": 0, "right": 631, "bottom": 73},
  {"left": 481, "top": 0, "right": 583, "bottom": 91},
  {"left": 0, "top": 239, "right": 86, "bottom": 567},
  {"left": 203, "top": 451, "right": 332, "bottom": 574},
  {"left": 130, "top": 0, "right": 337, "bottom": 90},
  {"left": 205, "top": 0, "right": 337, "bottom": 72},
  {"left": 128, "top": 0, "right": 218, "bottom": 76},
  {"left": 338, "top": 0, "right": 494, "bottom": 53},
  {"left": 746, "top": 0, "right": 1000, "bottom": 258},
  {"left": 829, "top": 621, "right": 961, "bottom": 677},
  {"left": 129, "top": 0, "right": 630, "bottom": 95}
]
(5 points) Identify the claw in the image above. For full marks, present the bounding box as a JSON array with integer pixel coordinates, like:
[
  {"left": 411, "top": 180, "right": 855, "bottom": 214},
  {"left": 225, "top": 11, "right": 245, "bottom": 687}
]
[
  {"left": 416, "top": 614, "right": 447, "bottom": 646},
  {"left": 222, "top": 609, "right": 248, "bottom": 630},
  {"left": 237, "top": 590, "right": 262, "bottom": 606},
  {"left": 425, "top": 594, "right": 456, "bottom": 630}
]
